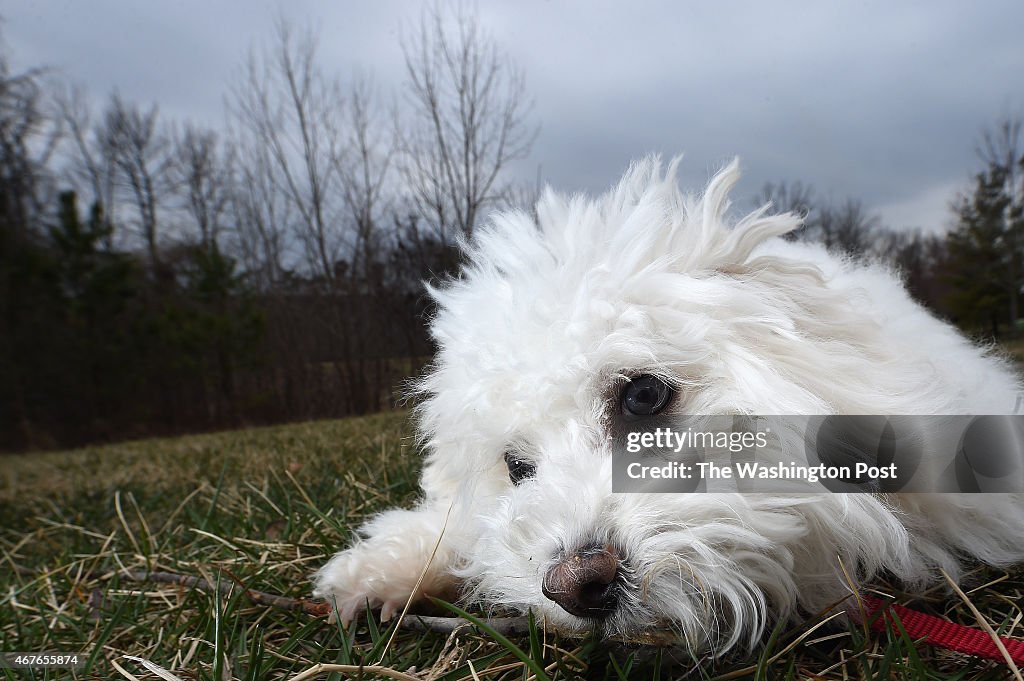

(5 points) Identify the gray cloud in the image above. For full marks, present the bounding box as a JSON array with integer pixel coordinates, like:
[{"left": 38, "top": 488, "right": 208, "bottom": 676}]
[{"left": 4, "top": 0, "right": 1023, "bottom": 231}]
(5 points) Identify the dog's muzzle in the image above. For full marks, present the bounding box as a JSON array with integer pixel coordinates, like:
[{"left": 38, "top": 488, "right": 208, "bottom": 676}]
[{"left": 541, "top": 544, "right": 621, "bottom": 619}]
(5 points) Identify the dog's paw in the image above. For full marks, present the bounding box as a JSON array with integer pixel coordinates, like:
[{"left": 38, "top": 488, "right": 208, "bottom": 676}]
[
  {"left": 314, "top": 507, "right": 459, "bottom": 625},
  {"left": 314, "top": 544, "right": 421, "bottom": 624},
  {"left": 330, "top": 592, "right": 409, "bottom": 626}
]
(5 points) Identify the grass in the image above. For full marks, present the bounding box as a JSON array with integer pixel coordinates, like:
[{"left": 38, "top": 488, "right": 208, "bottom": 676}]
[
  {"left": 2, "top": 412, "right": 1023, "bottom": 680},
  {"left": 1001, "top": 338, "right": 1024, "bottom": 367}
]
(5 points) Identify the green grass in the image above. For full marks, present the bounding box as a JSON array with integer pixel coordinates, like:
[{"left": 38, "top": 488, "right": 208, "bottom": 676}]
[{"left": 2, "top": 413, "right": 1022, "bottom": 680}]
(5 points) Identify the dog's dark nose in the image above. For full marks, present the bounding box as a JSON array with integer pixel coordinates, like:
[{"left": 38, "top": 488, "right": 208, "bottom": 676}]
[{"left": 542, "top": 544, "right": 620, "bottom": 618}]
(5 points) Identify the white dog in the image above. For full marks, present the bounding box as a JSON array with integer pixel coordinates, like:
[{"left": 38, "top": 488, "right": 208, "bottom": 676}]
[{"left": 315, "top": 158, "right": 1024, "bottom": 655}]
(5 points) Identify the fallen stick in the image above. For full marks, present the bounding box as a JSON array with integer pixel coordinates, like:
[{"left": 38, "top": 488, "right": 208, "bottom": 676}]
[
  {"left": 92, "top": 569, "right": 537, "bottom": 635},
  {"left": 108, "top": 569, "right": 332, "bottom": 616},
  {"left": 78, "top": 569, "right": 680, "bottom": 645}
]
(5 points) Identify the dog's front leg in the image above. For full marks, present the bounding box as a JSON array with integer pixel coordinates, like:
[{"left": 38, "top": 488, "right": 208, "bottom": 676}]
[{"left": 313, "top": 501, "right": 459, "bottom": 624}]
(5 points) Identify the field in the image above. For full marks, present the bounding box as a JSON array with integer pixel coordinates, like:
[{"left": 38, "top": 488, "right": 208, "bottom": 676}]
[{"left": 2, "top": 412, "right": 1022, "bottom": 680}]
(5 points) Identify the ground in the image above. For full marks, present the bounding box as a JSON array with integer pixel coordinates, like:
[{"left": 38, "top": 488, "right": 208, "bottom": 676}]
[{"left": 1, "top": 412, "right": 1022, "bottom": 680}]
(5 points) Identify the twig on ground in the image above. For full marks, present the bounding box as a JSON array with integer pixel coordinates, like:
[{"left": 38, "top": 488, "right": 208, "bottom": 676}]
[
  {"left": 101, "top": 569, "right": 332, "bottom": 616},
  {"left": 78, "top": 568, "right": 544, "bottom": 635}
]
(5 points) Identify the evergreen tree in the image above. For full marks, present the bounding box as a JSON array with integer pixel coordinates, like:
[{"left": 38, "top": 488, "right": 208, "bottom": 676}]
[
  {"left": 49, "top": 191, "right": 140, "bottom": 436},
  {"left": 945, "top": 120, "right": 1024, "bottom": 337}
]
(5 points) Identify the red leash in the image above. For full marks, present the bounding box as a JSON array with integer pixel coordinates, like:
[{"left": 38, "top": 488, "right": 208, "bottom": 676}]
[{"left": 862, "top": 595, "right": 1024, "bottom": 666}]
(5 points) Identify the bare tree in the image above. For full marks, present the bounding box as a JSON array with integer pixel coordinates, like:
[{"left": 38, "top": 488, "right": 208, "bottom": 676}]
[
  {"left": 979, "top": 117, "right": 1024, "bottom": 190},
  {"left": 759, "top": 180, "right": 814, "bottom": 241},
  {"left": 0, "top": 58, "right": 61, "bottom": 235},
  {"left": 174, "top": 124, "right": 233, "bottom": 250},
  {"left": 818, "top": 198, "right": 880, "bottom": 258},
  {"left": 101, "top": 93, "right": 174, "bottom": 269},
  {"left": 759, "top": 181, "right": 879, "bottom": 259},
  {"left": 56, "top": 85, "right": 118, "bottom": 243},
  {"left": 228, "top": 18, "right": 406, "bottom": 414},
  {"left": 228, "top": 18, "right": 347, "bottom": 287},
  {"left": 398, "top": 2, "right": 538, "bottom": 245},
  {"left": 228, "top": 137, "right": 288, "bottom": 289},
  {"left": 339, "top": 75, "right": 393, "bottom": 285}
]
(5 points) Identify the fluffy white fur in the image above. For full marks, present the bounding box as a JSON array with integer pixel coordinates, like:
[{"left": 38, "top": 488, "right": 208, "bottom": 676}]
[{"left": 315, "top": 157, "right": 1024, "bottom": 655}]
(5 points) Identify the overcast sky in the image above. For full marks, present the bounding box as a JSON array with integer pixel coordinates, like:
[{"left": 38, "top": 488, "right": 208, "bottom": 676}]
[{"left": 4, "top": 1, "right": 1023, "bottom": 233}]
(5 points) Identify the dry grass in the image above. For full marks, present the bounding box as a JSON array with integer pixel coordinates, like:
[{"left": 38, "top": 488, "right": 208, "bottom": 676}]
[
  {"left": 1001, "top": 338, "right": 1024, "bottom": 368},
  {"left": 2, "top": 412, "right": 1022, "bottom": 680}
]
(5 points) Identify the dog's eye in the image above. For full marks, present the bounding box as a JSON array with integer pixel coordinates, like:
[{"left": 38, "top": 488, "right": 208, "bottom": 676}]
[
  {"left": 621, "top": 374, "right": 674, "bottom": 416},
  {"left": 504, "top": 451, "right": 537, "bottom": 485}
]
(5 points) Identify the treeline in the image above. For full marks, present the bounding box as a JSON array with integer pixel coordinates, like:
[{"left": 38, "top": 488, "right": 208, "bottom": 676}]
[
  {"left": 2, "top": 8, "right": 1022, "bottom": 452},
  {"left": 1, "top": 8, "right": 536, "bottom": 451}
]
